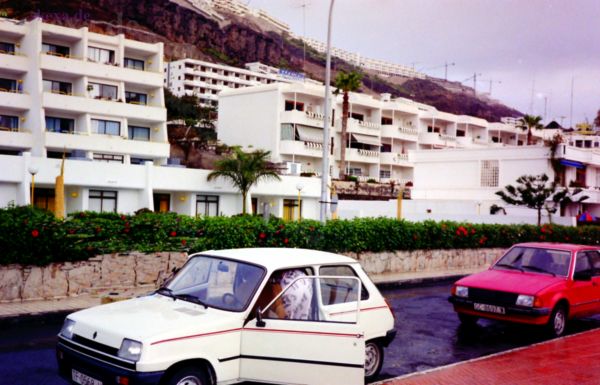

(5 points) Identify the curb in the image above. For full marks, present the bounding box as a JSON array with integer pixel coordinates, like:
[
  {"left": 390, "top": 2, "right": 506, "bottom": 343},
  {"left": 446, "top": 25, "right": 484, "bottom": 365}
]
[{"left": 374, "top": 274, "right": 465, "bottom": 290}]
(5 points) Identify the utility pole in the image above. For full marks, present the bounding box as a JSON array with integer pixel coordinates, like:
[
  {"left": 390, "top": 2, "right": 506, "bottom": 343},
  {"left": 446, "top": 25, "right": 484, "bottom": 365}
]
[
  {"left": 569, "top": 76, "right": 574, "bottom": 129},
  {"left": 444, "top": 61, "right": 455, "bottom": 81}
]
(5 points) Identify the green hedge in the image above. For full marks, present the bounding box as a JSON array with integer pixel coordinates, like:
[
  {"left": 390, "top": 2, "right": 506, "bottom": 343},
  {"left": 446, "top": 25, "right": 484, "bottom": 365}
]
[{"left": 1, "top": 206, "right": 599, "bottom": 266}]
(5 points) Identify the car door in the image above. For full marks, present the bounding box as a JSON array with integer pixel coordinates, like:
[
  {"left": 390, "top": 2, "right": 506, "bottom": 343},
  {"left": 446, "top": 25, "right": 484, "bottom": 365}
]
[
  {"left": 240, "top": 275, "right": 364, "bottom": 385},
  {"left": 570, "top": 251, "right": 600, "bottom": 317},
  {"left": 587, "top": 250, "right": 600, "bottom": 314}
]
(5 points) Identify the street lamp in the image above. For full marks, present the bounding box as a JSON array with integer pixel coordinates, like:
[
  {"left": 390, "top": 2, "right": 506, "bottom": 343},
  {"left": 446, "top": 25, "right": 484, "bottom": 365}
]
[
  {"left": 320, "top": 0, "right": 335, "bottom": 223},
  {"left": 28, "top": 165, "right": 39, "bottom": 206},
  {"left": 296, "top": 183, "right": 304, "bottom": 221}
]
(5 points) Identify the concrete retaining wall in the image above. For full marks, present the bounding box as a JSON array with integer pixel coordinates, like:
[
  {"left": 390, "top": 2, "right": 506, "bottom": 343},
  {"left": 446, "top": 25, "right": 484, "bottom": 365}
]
[{"left": 0, "top": 248, "right": 504, "bottom": 303}]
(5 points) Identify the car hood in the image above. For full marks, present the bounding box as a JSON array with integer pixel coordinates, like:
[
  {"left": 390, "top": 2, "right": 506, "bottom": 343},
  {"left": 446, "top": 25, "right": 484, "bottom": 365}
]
[
  {"left": 457, "top": 269, "right": 565, "bottom": 295},
  {"left": 66, "top": 294, "right": 243, "bottom": 349}
]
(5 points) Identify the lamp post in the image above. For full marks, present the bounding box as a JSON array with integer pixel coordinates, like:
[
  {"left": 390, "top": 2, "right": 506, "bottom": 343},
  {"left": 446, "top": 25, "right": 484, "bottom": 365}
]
[
  {"left": 320, "top": 0, "right": 335, "bottom": 223},
  {"left": 28, "top": 165, "right": 39, "bottom": 206},
  {"left": 296, "top": 183, "right": 303, "bottom": 221}
]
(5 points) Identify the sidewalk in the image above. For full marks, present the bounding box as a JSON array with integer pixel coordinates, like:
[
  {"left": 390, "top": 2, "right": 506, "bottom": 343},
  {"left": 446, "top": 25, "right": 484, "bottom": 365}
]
[{"left": 375, "top": 328, "right": 600, "bottom": 385}]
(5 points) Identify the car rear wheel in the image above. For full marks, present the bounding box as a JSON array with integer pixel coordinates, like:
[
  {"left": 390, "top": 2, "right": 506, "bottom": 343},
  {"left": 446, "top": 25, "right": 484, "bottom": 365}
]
[
  {"left": 166, "top": 367, "right": 208, "bottom": 385},
  {"left": 457, "top": 313, "right": 478, "bottom": 325},
  {"left": 364, "top": 340, "right": 384, "bottom": 382},
  {"left": 547, "top": 304, "right": 568, "bottom": 338}
]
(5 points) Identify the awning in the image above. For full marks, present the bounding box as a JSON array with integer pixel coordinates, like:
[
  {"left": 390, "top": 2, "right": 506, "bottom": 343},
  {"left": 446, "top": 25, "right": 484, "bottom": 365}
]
[
  {"left": 560, "top": 159, "right": 585, "bottom": 169},
  {"left": 351, "top": 133, "right": 380, "bottom": 146},
  {"left": 296, "top": 125, "right": 324, "bottom": 144}
]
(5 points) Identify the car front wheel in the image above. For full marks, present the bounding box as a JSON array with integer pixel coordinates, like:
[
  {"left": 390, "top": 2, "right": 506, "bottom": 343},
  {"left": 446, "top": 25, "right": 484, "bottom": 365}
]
[
  {"left": 547, "top": 304, "right": 568, "bottom": 338},
  {"left": 364, "top": 340, "right": 384, "bottom": 382},
  {"left": 166, "top": 367, "right": 209, "bottom": 385}
]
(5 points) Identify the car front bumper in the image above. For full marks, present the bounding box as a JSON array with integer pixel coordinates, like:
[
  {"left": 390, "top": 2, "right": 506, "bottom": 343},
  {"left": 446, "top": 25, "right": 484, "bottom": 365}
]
[
  {"left": 448, "top": 296, "right": 551, "bottom": 324},
  {"left": 57, "top": 341, "right": 164, "bottom": 385}
]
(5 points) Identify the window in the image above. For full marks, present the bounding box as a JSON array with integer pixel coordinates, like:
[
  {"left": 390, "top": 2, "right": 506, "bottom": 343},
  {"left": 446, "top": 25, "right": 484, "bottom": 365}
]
[
  {"left": 131, "top": 157, "right": 153, "bottom": 165},
  {"left": 33, "top": 188, "right": 55, "bottom": 212},
  {"left": 457, "top": 129, "right": 466, "bottom": 137},
  {"left": 427, "top": 125, "right": 440, "bottom": 133},
  {"left": 283, "top": 199, "right": 301, "bottom": 221},
  {"left": 380, "top": 143, "right": 391, "bottom": 153},
  {"left": 87, "top": 46, "right": 115, "bottom": 64},
  {"left": 88, "top": 83, "right": 118, "bottom": 100},
  {"left": 0, "top": 78, "right": 17, "bottom": 92},
  {"left": 480, "top": 160, "right": 499, "bottom": 187},
  {"left": 350, "top": 112, "right": 364, "bottom": 121},
  {"left": 348, "top": 168, "right": 362, "bottom": 176},
  {"left": 89, "top": 190, "right": 117, "bottom": 213},
  {"left": 0, "top": 115, "right": 18, "bottom": 131},
  {"left": 154, "top": 193, "right": 170, "bottom": 213},
  {"left": 125, "top": 91, "right": 147, "bottom": 105},
  {"left": 45, "top": 117, "right": 74, "bottom": 134},
  {"left": 43, "top": 79, "right": 72, "bottom": 95},
  {"left": 196, "top": 195, "right": 219, "bottom": 216},
  {"left": 284, "top": 100, "right": 304, "bottom": 111},
  {"left": 124, "top": 57, "right": 144, "bottom": 71},
  {"left": 575, "top": 167, "right": 586, "bottom": 186},
  {"left": 42, "top": 43, "right": 70, "bottom": 57},
  {"left": 280, "top": 124, "right": 294, "bottom": 140},
  {"left": 381, "top": 117, "right": 393, "bottom": 125},
  {"left": 379, "top": 170, "right": 391, "bottom": 179},
  {"left": 92, "top": 119, "right": 120, "bottom": 136},
  {"left": 128, "top": 125, "right": 150, "bottom": 141},
  {"left": 319, "top": 265, "right": 369, "bottom": 302},
  {"left": 93, "top": 153, "right": 124, "bottom": 163},
  {"left": 0, "top": 42, "right": 15, "bottom": 55}
]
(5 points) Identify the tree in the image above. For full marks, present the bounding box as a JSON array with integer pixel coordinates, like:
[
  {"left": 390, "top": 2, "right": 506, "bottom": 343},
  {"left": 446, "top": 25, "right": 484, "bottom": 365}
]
[
  {"left": 207, "top": 148, "right": 281, "bottom": 214},
  {"left": 516, "top": 114, "right": 543, "bottom": 146},
  {"left": 496, "top": 174, "right": 588, "bottom": 226},
  {"left": 594, "top": 109, "right": 600, "bottom": 129},
  {"left": 334, "top": 70, "right": 363, "bottom": 180}
]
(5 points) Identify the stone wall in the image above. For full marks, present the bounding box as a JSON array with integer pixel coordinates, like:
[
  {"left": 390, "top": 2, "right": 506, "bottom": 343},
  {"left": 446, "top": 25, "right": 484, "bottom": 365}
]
[{"left": 0, "top": 248, "right": 503, "bottom": 303}]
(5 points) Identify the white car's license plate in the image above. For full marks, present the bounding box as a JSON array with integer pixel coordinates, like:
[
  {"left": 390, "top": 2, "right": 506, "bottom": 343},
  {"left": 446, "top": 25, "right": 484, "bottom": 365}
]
[
  {"left": 474, "top": 303, "right": 505, "bottom": 314},
  {"left": 72, "top": 369, "right": 103, "bottom": 385}
]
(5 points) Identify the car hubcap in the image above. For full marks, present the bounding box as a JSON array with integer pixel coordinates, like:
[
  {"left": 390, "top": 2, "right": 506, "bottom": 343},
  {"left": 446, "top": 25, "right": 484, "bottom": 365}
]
[
  {"left": 554, "top": 310, "right": 565, "bottom": 335},
  {"left": 365, "top": 343, "right": 380, "bottom": 376},
  {"left": 176, "top": 376, "right": 202, "bottom": 385}
]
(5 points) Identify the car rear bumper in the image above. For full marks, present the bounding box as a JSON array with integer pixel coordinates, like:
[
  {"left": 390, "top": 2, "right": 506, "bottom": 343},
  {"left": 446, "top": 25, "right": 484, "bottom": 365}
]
[
  {"left": 57, "top": 341, "right": 164, "bottom": 385},
  {"left": 448, "top": 296, "right": 551, "bottom": 324}
]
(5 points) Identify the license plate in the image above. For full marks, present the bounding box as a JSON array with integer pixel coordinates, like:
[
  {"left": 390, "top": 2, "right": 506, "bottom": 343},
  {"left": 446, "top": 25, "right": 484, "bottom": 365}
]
[
  {"left": 72, "top": 369, "right": 103, "bottom": 385},
  {"left": 474, "top": 303, "right": 505, "bottom": 314}
]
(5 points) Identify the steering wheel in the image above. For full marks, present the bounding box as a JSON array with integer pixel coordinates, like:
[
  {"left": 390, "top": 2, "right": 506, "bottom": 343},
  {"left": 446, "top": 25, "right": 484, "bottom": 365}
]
[{"left": 222, "top": 293, "right": 241, "bottom": 308}]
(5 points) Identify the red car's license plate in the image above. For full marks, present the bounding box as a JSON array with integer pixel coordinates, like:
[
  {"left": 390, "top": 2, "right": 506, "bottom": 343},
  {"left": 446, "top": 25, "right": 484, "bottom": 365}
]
[
  {"left": 474, "top": 303, "right": 505, "bottom": 314},
  {"left": 72, "top": 369, "right": 103, "bottom": 385}
]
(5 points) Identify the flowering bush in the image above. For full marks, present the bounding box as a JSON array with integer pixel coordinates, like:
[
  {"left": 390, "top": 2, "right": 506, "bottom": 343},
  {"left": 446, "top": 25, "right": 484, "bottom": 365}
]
[{"left": 1, "top": 206, "right": 600, "bottom": 266}]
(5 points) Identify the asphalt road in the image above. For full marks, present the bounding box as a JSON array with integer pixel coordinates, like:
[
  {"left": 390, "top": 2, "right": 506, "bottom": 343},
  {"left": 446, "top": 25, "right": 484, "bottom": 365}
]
[{"left": 1, "top": 282, "right": 599, "bottom": 385}]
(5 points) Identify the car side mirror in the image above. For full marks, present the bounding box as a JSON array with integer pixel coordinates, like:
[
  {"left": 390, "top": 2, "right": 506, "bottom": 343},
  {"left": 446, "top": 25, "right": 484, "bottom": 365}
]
[
  {"left": 256, "top": 307, "right": 266, "bottom": 328},
  {"left": 573, "top": 271, "right": 592, "bottom": 281}
]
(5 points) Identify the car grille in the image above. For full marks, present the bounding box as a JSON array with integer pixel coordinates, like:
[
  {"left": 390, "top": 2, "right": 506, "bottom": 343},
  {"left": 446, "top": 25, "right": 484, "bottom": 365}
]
[
  {"left": 72, "top": 334, "right": 119, "bottom": 356},
  {"left": 468, "top": 288, "right": 518, "bottom": 306}
]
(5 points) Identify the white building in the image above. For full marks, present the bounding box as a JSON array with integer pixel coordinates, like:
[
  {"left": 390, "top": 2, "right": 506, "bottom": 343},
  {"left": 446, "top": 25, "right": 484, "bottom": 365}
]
[
  {"left": 164, "top": 58, "right": 312, "bottom": 108},
  {"left": 0, "top": 18, "right": 320, "bottom": 220},
  {"left": 217, "top": 82, "right": 525, "bottom": 184}
]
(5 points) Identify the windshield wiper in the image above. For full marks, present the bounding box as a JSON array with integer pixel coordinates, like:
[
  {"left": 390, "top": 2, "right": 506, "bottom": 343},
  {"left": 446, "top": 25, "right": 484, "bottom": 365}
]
[
  {"left": 173, "top": 294, "right": 208, "bottom": 309},
  {"left": 155, "top": 287, "right": 176, "bottom": 300},
  {"left": 521, "top": 265, "right": 556, "bottom": 276},
  {"left": 495, "top": 263, "right": 523, "bottom": 272}
]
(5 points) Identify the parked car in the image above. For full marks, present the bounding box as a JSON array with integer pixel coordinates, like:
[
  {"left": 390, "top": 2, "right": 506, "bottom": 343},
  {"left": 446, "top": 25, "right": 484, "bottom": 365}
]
[
  {"left": 57, "top": 248, "right": 396, "bottom": 385},
  {"left": 449, "top": 242, "right": 600, "bottom": 337}
]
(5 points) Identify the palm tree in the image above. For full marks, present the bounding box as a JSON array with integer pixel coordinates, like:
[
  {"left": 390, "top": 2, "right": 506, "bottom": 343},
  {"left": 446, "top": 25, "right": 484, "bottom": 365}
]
[
  {"left": 207, "top": 147, "right": 281, "bottom": 214},
  {"left": 334, "top": 70, "right": 362, "bottom": 180},
  {"left": 517, "top": 114, "right": 543, "bottom": 146}
]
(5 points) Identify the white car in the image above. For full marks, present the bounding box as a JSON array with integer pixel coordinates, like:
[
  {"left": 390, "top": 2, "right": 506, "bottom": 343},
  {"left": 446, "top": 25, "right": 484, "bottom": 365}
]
[{"left": 57, "top": 248, "right": 396, "bottom": 385}]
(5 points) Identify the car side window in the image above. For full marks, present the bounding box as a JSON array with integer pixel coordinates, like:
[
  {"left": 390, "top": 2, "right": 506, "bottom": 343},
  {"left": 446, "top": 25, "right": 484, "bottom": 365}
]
[
  {"left": 319, "top": 265, "right": 369, "bottom": 304},
  {"left": 255, "top": 268, "right": 316, "bottom": 321},
  {"left": 586, "top": 251, "right": 600, "bottom": 276},
  {"left": 574, "top": 253, "right": 592, "bottom": 275}
]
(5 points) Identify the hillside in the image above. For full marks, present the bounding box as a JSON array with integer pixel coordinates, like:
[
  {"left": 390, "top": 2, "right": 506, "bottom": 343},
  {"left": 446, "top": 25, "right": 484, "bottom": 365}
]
[{"left": 5, "top": 0, "right": 521, "bottom": 121}]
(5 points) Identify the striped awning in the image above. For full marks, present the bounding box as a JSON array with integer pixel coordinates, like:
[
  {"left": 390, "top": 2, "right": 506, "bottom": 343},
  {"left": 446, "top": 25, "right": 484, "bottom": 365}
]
[
  {"left": 351, "top": 133, "right": 380, "bottom": 146},
  {"left": 296, "top": 125, "right": 324, "bottom": 144}
]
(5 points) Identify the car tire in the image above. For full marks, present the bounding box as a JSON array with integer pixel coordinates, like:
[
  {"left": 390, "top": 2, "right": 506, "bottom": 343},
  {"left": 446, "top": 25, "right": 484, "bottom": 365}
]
[
  {"left": 166, "top": 366, "right": 209, "bottom": 385},
  {"left": 457, "top": 313, "right": 478, "bottom": 325},
  {"left": 364, "top": 340, "right": 384, "bottom": 382},
  {"left": 547, "top": 304, "right": 568, "bottom": 338}
]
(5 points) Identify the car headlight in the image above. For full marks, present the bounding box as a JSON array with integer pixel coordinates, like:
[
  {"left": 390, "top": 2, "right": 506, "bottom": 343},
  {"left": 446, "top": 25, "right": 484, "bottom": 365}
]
[
  {"left": 118, "top": 339, "right": 143, "bottom": 362},
  {"left": 60, "top": 319, "right": 75, "bottom": 340},
  {"left": 455, "top": 286, "right": 469, "bottom": 298},
  {"left": 516, "top": 295, "right": 534, "bottom": 307}
]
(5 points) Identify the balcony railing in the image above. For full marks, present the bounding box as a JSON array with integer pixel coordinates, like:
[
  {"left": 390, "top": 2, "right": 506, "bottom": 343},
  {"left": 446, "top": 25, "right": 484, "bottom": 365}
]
[
  {"left": 358, "top": 149, "right": 380, "bottom": 157},
  {"left": 440, "top": 134, "right": 457, "bottom": 141},
  {"left": 305, "top": 110, "right": 325, "bottom": 121},
  {"left": 358, "top": 120, "right": 381, "bottom": 130},
  {"left": 399, "top": 126, "right": 418, "bottom": 135}
]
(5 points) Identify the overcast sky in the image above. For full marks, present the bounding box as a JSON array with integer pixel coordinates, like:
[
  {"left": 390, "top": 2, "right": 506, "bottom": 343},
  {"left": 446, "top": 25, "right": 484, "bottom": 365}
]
[{"left": 248, "top": 0, "right": 600, "bottom": 126}]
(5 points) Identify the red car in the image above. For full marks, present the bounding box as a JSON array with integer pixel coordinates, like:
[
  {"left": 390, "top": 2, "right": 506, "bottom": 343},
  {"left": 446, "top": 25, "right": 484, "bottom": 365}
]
[{"left": 449, "top": 242, "right": 600, "bottom": 337}]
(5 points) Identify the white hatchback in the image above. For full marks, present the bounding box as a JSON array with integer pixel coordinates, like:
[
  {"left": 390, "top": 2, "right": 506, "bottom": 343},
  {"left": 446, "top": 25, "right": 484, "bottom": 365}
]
[{"left": 57, "top": 248, "right": 396, "bottom": 385}]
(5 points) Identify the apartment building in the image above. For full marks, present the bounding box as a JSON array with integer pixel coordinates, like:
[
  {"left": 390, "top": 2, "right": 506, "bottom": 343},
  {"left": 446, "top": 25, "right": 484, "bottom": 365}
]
[
  {"left": 217, "top": 82, "right": 526, "bottom": 184},
  {"left": 164, "top": 58, "right": 313, "bottom": 108},
  {"left": 0, "top": 18, "right": 321, "bottom": 219}
]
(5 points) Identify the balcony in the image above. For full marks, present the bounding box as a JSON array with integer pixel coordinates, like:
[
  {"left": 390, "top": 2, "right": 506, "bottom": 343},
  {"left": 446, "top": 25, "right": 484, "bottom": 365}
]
[
  {"left": 344, "top": 118, "right": 381, "bottom": 136},
  {"left": 42, "top": 92, "right": 165, "bottom": 122},
  {"left": 45, "top": 131, "right": 169, "bottom": 157},
  {"left": 0, "top": 127, "right": 33, "bottom": 150},
  {"left": 380, "top": 124, "right": 418, "bottom": 141},
  {"left": 279, "top": 139, "right": 324, "bottom": 158},
  {"left": 345, "top": 148, "right": 380, "bottom": 164},
  {"left": 280, "top": 110, "right": 332, "bottom": 128},
  {"left": 0, "top": 52, "right": 28, "bottom": 74},
  {"left": 418, "top": 132, "right": 457, "bottom": 147},
  {"left": 379, "top": 152, "right": 412, "bottom": 166},
  {"left": 0, "top": 90, "right": 30, "bottom": 111}
]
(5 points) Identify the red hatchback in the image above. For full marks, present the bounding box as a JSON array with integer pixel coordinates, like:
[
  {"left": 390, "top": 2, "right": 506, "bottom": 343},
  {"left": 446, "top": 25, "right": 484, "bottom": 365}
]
[{"left": 449, "top": 243, "right": 600, "bottom": 337}]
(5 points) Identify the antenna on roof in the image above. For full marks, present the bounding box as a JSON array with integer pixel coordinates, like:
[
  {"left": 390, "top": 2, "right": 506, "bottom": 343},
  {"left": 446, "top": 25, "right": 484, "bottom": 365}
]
[{"left": 294, "top": 1, "right": 311, "bottom": 71}]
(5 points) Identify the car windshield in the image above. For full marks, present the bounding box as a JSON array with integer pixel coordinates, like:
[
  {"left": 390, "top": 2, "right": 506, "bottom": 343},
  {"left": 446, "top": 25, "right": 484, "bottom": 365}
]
[
  {"left": 493, "top": 246, "right": 571, "bottom": 277},
  {"left": 164, "top": 255, "right": 265, "bottom": 312}
]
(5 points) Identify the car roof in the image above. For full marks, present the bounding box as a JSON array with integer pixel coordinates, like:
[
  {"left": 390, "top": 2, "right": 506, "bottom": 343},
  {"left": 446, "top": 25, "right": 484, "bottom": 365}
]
[
  {"left": 513, "top": 242, "right": 599, "bottom": 252},
  {"left": 194, "top": 248, "right": 358, "bottom": 270}
]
